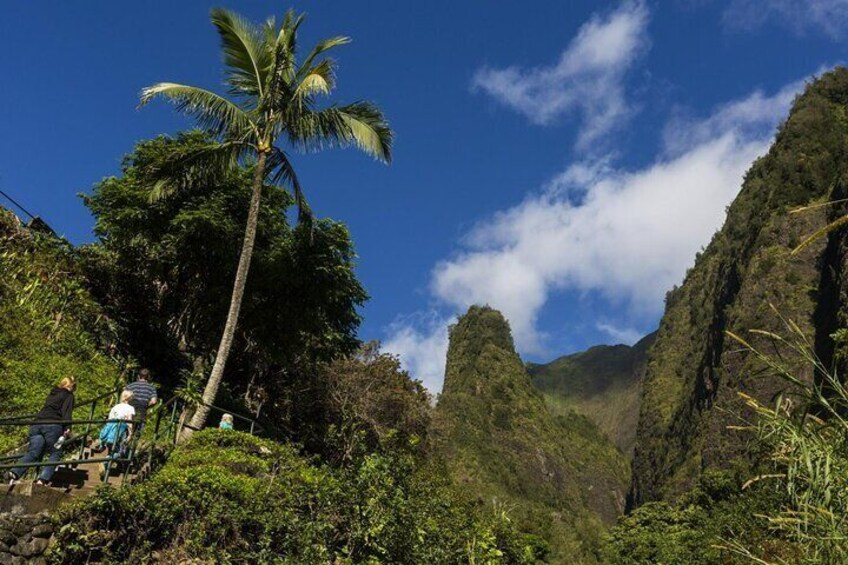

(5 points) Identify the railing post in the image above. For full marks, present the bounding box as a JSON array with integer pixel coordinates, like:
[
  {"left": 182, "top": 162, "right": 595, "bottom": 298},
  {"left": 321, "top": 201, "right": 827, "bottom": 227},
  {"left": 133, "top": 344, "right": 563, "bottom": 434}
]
[
  {"left": 102, "top": 419, "right": 116, "bottom": 484},
  {"left": 78, "top": 400, "right": 97, "bottom": 461},
  {"left": 103, "top": 455, "right": 113, "bottom": 484},
  {"left": 148, "top": 406, "right": 164, "bottom": 470},
  {"left": 153, "top": 404, "right": 164, "bottom": 443},
  {"left": 169, "top": 401, "right": 178, "bottom": 445},
  {"left": 122, "top": 420, "right": 141, "bottom": 486}
]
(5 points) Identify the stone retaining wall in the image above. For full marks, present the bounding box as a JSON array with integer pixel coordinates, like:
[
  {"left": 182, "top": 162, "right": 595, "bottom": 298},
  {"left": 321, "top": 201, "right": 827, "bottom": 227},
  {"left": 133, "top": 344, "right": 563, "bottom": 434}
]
[{"left": 0, "top": 513, "right": 53, "bottom": 565}]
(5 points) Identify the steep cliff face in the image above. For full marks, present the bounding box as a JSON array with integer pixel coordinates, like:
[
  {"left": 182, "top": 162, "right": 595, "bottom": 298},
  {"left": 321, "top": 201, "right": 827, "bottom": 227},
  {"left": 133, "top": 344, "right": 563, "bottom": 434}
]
[
  {"left": 630, "top": 68, "right": 848, "bottom": 507},
  {"left": 529, "top": 332, "right": 655, "bottom": 456},
  {"left": 434, "top": 305, "right": 629, "bottom": 562}
]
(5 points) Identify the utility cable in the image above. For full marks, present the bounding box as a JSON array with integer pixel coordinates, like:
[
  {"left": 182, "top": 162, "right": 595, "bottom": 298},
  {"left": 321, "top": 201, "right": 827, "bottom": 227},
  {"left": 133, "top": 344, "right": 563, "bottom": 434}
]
[{"left": 0, "top": 188, "right": 37, "bottom": 221}]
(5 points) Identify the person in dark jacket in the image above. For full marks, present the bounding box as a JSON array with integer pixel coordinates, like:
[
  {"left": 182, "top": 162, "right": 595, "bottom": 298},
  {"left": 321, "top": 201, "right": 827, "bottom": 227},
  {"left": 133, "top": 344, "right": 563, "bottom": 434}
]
[{"left": 5, "top": 377, "right": 76, "bottom": 485}]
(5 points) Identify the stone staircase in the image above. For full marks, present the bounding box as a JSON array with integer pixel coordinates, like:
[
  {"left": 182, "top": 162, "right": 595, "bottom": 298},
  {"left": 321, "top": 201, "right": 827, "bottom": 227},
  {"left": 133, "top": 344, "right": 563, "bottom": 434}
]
[
  {"left": 0, "top": 396, "right": 260, "bottom": 515},
  {"left": 1, "top": 445, "right": 136, "bottom": 515}
]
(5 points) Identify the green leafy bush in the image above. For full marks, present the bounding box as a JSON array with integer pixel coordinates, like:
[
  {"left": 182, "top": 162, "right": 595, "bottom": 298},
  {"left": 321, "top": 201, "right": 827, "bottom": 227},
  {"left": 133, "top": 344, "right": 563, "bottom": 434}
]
[
  {"left": 602, "top": 469, "right": 793, "bottom": 564},
  {"left": 273, "top": 342, "right": 432, "bottom": 464},
  {"left": 52, "top": 430, "right": 539, "bottom": 564}
]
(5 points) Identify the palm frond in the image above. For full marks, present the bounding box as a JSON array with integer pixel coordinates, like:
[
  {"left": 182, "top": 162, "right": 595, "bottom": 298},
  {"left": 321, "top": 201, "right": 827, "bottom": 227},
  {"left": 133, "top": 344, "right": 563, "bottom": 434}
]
[
  {"left": 210, "top": 8, "right": 270, "bottom": 98},
  {"left": 293, "top": 59, "right": 337, "bottom": 99},
  {"left": 297, "top": 36, "right": 351, "bottom": 82},
  {"left": 287, "top": 102, "right": 393, "bottom": 162},
  {"left": 140, "top": 140, "right": 247, "bottom": 201},
  {"left": 279, "top": 9, "right": 304, "bottom": 65},
  {"left": 789, "top": 198, "right": 848, "bottom": 215},
  {"left": 267, "top": 147, "right": 311, "bottom": 224},
  {"left": 138, "top": 83, "right": 256, "bottom": 138},
  {"left": 336, "top": 102, "right": 393, "bottom": 162},
  {"left": 792, "top": 214, "right": 848, "bottom": 255},
  {"left": 263, "top": 10, "right": 306, "bottom": 110}
]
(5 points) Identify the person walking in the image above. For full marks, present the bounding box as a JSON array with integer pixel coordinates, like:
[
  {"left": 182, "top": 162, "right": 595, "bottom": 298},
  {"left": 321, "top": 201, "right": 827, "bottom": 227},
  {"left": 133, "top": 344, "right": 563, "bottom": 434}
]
[
  {"left": 99, "top": 390, "right": 136, "bottom": 456},
  {"left": 125, "top": 368, "right": 157, "bottom": 434},
  {"left": 5, "top": 377, "right": 76, "bottom": 485},
  {"left": 97, "top": 390, "right": 136, "bottom": 479}
]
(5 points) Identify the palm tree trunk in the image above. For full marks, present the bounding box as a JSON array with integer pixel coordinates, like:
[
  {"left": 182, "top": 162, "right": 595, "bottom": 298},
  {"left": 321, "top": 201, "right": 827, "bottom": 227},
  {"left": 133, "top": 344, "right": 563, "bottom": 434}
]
[{"left": 179, "top": 150, "right": 268, "bottom": 442}]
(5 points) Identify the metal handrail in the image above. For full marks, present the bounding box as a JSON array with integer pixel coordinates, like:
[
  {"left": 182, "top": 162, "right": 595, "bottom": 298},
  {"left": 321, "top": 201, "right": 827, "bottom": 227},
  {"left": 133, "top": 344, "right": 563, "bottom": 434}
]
[
  {"left": 0, "top": 386, "right": 122, "bottom": 421},
  {"left": 0, "top": 396, "right": 265, "bottom": 487},
  {"left": 0, "top": 417, "right": 145, "bottom": 485},
  {"left": 0, "top": 418, "right": 142, "bottom": 427},
  {"left": 202, "top": 401, "right": 265, "bottom": 435},
  {"left": 0, "top": 387, "right": 123, "bottom": 463}
]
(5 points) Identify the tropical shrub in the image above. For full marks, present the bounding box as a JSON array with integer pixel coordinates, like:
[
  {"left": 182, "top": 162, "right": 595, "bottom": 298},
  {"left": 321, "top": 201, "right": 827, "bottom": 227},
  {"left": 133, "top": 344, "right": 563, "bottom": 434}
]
[
  {"left": 602, "top": 468, "right": 792, "bottom": 564},
  {"left": 52, "top": 430, "right": 540, "bottom": 564},
  {"left": 271, "top": 342, "right": 432, "bottom": 464}
]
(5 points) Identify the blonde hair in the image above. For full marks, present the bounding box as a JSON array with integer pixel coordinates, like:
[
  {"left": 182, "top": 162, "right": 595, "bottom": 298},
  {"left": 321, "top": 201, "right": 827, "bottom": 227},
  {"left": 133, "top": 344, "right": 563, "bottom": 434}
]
[
  {"left": 58, "top": 377, "right": 76, "bottom": 390},
  {"left": 221, "top": 413, "right": 234, "bottom": 424},
  {"left": 120, "top": 390, "right": 134, "bottom": 403}
]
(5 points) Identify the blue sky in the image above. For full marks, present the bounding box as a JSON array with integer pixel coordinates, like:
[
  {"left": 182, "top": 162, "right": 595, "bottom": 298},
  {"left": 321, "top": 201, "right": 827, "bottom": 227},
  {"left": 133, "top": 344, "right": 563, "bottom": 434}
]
[{"left": 1, "top": 1, "right": 845, "bottom": 391}]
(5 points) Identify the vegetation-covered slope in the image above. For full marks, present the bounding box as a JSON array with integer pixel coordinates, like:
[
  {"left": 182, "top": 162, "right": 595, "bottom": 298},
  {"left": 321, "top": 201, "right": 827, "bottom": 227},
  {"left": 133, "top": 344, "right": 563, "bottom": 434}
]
[
  {"left": 0, "top": 208, "right": 123, "bottom": 450},
  {"left": 529, "top": 332, "right": 655, "bottom": 456},
  {"left": 630, "top": 67, "right": 848, "bottom": 507},
  {"left": 434, "top": 306, "right": 629, "bottom": 563},
  {"left": 53, "top": 430, "right": 537, "bottom": 564}
]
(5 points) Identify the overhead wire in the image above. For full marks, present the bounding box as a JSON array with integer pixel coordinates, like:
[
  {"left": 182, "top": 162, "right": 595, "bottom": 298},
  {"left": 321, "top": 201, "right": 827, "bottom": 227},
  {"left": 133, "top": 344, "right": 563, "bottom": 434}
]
[{"left": 0, "top": 188, "right": 37, "bottom": 221}]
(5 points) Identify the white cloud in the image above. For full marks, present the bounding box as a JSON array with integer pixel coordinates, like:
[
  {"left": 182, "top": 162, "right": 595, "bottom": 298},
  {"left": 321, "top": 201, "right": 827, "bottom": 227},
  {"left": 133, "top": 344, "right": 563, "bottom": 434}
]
[
  {"left": 724, "top": 0, "right": 848, "bottom": 38},
  {"left": 662, "top": 80, "right": 805, "bottom": 157},
  {"left": 471, "top": 0, "right": 650, "bottom": 149},
  {"left": 382, "top": 312, "right": 451, "bottom": 394},
  {"left": 386, "top": 71, "right": 812, "bottom": 393},
  {"left": 430, "top": 132, "right": 769, "bottom": 352},
  {"left": 597, "top": 322, "right": 642, "bottom": 345}
]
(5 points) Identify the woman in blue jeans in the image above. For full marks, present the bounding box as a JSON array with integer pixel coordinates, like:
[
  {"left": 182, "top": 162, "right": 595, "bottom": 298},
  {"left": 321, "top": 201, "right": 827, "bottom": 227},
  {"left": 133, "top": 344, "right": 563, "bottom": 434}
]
[{"left": 5, "top": 377, "right": 76, "bottom": 485}]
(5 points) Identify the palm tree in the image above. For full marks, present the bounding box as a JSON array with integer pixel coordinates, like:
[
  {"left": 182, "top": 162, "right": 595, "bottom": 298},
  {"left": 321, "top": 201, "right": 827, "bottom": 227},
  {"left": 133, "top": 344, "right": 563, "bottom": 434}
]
[{"left": 140, "top": 8, "right": 392, "bottom": 441}]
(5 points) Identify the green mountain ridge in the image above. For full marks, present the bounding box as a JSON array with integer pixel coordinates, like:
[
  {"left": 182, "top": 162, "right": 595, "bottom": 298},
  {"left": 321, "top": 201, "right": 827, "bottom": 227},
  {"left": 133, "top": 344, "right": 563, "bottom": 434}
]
[
  {"left": 630, "top": 67, "right": 848, "bottom": 507},
  {"left": 528, "top": 332, "right": 656, "bottom": 456},
  {"left": 434, "top": 305, "right": 630, "bottom": 563}
]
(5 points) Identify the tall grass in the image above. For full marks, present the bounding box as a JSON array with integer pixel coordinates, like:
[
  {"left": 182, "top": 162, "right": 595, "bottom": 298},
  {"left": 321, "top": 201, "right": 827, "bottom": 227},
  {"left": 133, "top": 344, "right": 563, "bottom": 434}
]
[{"left": 725, "top": 310, "right": 848, "bottom": 564}]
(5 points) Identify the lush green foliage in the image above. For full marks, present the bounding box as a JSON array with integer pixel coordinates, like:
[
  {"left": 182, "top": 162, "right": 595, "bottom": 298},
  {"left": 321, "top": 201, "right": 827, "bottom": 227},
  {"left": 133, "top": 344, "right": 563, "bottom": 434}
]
[
  {"left": 529, "top": 332, "right": 654, "bottom": 455},
  {"left": 435, "top": 306, "right": 630, "bottom": 564},
  {"left": 0, "top": 209, "right": 123, "bottom": 451},
  {"left": 273, "top": 342, "right": 432, "bottom": 464},
  {"left": 607, "top": 320, "right": 848, "bottom": 564},
  {"left": 52, "top": 430, "right": 539, "bottom": 564},
  {"left": 81, "top": 132, "right": 367, "bottom": 399},
  {"left": 603, "top": 469, "right": 795, "bottom": 564}
]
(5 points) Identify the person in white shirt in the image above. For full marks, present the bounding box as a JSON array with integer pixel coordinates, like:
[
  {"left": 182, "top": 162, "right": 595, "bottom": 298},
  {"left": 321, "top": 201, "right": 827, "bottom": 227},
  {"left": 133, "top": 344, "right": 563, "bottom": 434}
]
[
  {"left": 100, "top": 390, "right": 136, "bottom": 454},
  {"left": 97, "top": 390, "right": 136, "bottom": 479},
  {"left": 109, "top": 391, "right": 136, "bottom": 426}
]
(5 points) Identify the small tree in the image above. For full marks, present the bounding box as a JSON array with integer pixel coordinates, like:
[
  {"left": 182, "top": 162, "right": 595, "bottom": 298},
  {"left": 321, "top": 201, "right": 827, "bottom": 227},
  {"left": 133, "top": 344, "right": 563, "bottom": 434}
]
[{"left": 139, "top": 8, "right": 392, "bottom": 440}]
